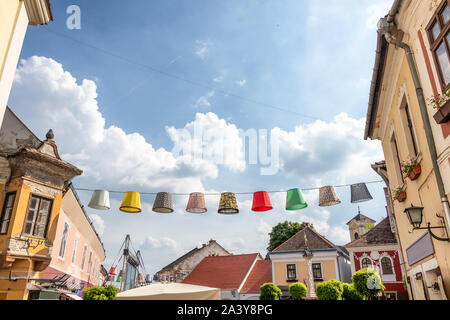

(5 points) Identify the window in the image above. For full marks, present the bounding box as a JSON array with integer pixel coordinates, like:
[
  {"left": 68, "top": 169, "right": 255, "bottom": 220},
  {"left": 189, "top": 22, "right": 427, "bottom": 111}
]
[
  {"left": 381, "top": 257, "right": 394, "bottom": 275},
  {"left": 0, "top": 192, "right": 16, "bottom": 234},
  {"left": 390, "top": 132, "right": 404, "bottom": 184},
  {"left": 399, "top": 98, "right": 419, "bottom": 158},
  {"left": 80, "top": 245, "right": 87, "bottom": 270},
  {"left": 361, "top": 257, "right": 372, "bottom": 269},
  {"left": 87, "top": 251, "right": 92, "bottom": 274},
  {"left": 58, "top": 222, "right": 69, "bottom": 258},
  {"left": 354, "top": 232, "right": 359, "bottom": 239},
  {"left": 286, "top": 264, "right": 297, "bottom": 280},
  {"left": 71, "top": 236, "right": 79, "bottom": 264},
  {"left": 312, "top": 263, "right": 323, "bottom": 279},
  {"left": 23, "top": 195, "right": 53, "bottom": 238},
  {"left": 427, "top": 0, "right": 450, "bottom": 88}
]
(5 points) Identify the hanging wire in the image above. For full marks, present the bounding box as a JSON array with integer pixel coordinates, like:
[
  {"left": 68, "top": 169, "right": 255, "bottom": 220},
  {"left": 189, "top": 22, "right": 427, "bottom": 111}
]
[
  {"left": 75, "top": 180, "right": 384, "bottom": 196},
  {"left": 44, "top": 29, "right": 320, "bottom": 121}
]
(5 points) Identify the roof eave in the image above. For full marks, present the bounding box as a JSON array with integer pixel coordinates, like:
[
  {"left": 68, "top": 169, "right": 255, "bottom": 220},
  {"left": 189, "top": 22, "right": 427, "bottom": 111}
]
[{"left": 365, "top": 31, "right": 388, "bottom": 140}]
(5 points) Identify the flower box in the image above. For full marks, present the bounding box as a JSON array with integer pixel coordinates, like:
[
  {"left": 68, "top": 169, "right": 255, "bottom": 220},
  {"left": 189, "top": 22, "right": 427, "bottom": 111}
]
[
  {"left": 397, "top": 191, "right": 407, "bottom": 202},
  {"left": 408, "top": 164, "right": 421, "bottom": 181},
  {"left": 433, "top": 99, "right": 450, "bottom": 124}
]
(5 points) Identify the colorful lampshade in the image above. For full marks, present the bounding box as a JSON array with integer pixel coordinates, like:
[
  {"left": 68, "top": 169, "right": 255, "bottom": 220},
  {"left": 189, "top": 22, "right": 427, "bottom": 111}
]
[
  {"left": 286, "top": 188, "right": 308, "bottom": 210},
  {"left": 218, "top": 192, "right": 239, "bottom": 214},
  {"left": 116, "top": 276, "right": 122, "bottom": 282},
  {"left": 318, "top": 186, "right": 341, "bottom": 207},
  {"left": 120, "top": 191, "right": 142, "bottom": 213},
  {"left": 138, "top": 273, "right": 144, "bottom": 283},
  {"left": 109, "top": 267, "right": 117, "bottom": 275},
  {"left": 152, "top": 192, "right": 174, "bottom": 213},
  {"left": 88, "top": 189, "right": 110, "bottom": 210},
  {"left": 350, "top": 183, "right": 373, "bottom": 203},
  {"left": 252, "top": 191, "right": 273, "bottom": 212},
  {"left": 118, "top": 270, "right": 124, "bottom": 277},
  {"left": 186, "top": 192, "right": 207, "bottom": 213}
]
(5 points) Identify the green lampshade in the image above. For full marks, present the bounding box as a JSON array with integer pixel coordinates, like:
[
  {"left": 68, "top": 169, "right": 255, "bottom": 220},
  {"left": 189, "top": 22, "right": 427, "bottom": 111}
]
[{"left": 286, "top": 188, "right": 308, "bottom": 210}]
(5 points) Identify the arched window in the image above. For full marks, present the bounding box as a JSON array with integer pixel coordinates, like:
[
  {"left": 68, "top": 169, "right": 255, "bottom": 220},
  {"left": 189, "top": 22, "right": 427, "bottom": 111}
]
[
  {"left": 381, "top": 257, "right": 394, "bottom": 275},
  {"left": 361, "top": 257, "right": 372, "bottom": 269},
  {"left": 354, "top": 232, "right": 359, "bottom": 239}
]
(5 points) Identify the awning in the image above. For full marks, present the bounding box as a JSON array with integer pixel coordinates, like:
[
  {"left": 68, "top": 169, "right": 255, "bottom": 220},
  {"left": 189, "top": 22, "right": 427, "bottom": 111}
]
[{"left": 116, "top": 283, "right": 220, "bottom": 300}]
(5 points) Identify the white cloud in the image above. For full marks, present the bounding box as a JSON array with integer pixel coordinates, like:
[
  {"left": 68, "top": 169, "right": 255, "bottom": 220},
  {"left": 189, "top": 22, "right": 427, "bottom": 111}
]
[
  {"left": 235, "top": 79, "right": 246, "bottom": 87},
  {"left": 141, "top": 236, "right": 180, "bottom": 252},
  {"left": 194, "top": 90, "right": 215, "bottom": 108},
  {"left": 195, "top": 40, "right": 213, "bottom": 59},
  {"left": 273, "top": 113, "right": 383, "bottom": 183},
  {"left": 366, "top": 0, "right": 393, "bottom": 30},
  {"left": 213, "top": 76, "right": 224, "bottom": 83},
  {"left": 9, "top": 57, "right": 242, "bottom": 193},
  {"left": 89, "top": 214, "right": 105, "bottom": 235}
]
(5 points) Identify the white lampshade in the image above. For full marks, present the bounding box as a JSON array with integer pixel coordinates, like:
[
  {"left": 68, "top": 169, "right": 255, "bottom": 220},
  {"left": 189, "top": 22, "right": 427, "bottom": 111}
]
[{"left": 88, "top": 190, "right": 110, "bottom": 210}]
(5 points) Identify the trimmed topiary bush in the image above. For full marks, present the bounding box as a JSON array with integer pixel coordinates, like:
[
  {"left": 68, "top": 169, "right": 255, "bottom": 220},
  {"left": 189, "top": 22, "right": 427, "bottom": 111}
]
[
  {"left": 288, "top": 282, "right": 307, "bottom": 299},
  {"left": 342, "top": 283, "right": 363, "bottom": 300},
  {"left": 82, "top": 285, "right": 119, "bottom": 300},
  {"left": 316, "top": 279, "right": 344, "bottom": 300},
  {"left": 259, "top": 282, "right": 282, "bottom": 300},
  {"left": 352, "top": 268, "right": 385, "bottom": 300}
]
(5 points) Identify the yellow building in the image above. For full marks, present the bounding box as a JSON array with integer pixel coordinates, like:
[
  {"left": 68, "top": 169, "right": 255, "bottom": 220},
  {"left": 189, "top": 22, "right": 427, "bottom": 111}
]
[
  {"left": 0, "top": 107, "right": 85, "bottom": 300},
  {"left": 365, "top": 0, "right": 450, "bottom": 300},
  {"left": 268, "top": 224, "right": 351, "bottom": 298},
  {"left": 0, "top": 0, "right": 52, "bottom": 126}
]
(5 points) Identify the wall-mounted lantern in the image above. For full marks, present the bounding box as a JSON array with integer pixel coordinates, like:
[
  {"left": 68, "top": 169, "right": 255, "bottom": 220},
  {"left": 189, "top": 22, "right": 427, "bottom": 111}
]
[{"left": 404, "top": 204, "right": 450, "bottom": 242}]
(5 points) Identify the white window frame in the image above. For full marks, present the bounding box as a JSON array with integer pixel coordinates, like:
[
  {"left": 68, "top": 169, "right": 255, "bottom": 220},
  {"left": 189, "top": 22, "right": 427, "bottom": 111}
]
[
  {"left": 312, "top": 262, "right": 323, "bottom": 280},
  {"left": 360, "top": 256, "right": 373, "bottom": 269},
  {"left": 286, "top": 263, "right": 297, "bottom": 280},
  {"left": 80, "top": 244, "right": 88, "bottom": 271},
  {"left": 87, "top": 251, "right": 92, "bottom": 274},
  {"left": 58, "top": 221, "right": 70, "bottom": 259},
  {"left": 389, "top": 128, "right": 404, "bottom": 186},
  {"left": 397, "top": 89, "right": 420, "bottom": 158},
  {"left": 71, "top": 235, "right": 79, "bottom": 265}
]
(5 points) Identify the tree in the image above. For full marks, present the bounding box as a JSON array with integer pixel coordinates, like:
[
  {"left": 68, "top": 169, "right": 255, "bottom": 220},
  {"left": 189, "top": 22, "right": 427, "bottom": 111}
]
[
  {"left": 342, "top": 283, "right": 363, "bottom": 300},
  {"left": 352, "top": 268, "right": 385, "bottom": 300},
  {"left": 267, "top": 221, "right": 311, "bottom": 254},
  {"left": 316, "top": 279, "right": 344, "bottom": 300},
  {"left": 82, "top": 285, "right": 119, "bottom": 300},
  {"left": 288, "top": 282, "right": 307, "bottom": 299},
  {"left": 259, "top": 283, "right": 282, "bottom": 300}
]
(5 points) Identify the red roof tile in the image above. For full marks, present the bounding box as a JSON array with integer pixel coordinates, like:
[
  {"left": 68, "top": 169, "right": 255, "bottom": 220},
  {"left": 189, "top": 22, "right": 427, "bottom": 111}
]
[
  {"left": 182, "top": 254, "right": 259, "bottom": 289},
  {"left": 240, "top": 260, "right": 272, "bottom": 294}
]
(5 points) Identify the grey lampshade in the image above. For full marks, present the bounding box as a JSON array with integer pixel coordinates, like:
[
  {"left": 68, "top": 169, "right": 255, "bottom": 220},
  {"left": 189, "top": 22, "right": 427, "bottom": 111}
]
[
  {"left": 152, "top": 192, "right": 174, "bottom": 213},
  {"left": 88, "top": 190, "right": 110, "bottom": 210},
  {"left": 350, "top": 183, "right": 373, "bottom": 203}
]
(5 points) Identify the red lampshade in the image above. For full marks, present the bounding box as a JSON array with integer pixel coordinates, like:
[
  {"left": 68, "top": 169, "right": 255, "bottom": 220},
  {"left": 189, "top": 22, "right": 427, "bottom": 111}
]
[
  {"left": 109, "top": 267, "right": 117, "bottom": 275},
  {"left": 252, "top": 191, "right": 273, "bottom": 212}
]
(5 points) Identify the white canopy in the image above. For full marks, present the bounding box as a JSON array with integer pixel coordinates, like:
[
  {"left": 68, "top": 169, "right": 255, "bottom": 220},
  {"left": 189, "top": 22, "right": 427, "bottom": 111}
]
[{"left": 115, "top": 283, "right": 220, "bottom": 300}]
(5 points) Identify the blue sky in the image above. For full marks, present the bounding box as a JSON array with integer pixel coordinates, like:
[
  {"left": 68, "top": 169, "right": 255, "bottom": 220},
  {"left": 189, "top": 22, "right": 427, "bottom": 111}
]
[{"left": 9, "top": 0, "right": 393, "bottom": 277}]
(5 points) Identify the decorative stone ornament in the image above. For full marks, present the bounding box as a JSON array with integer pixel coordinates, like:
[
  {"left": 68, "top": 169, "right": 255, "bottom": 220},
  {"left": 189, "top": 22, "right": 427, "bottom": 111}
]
[
  {"left": 218, "top": 192, "right": 239, "bottom": 214},
  {"left": 88, "top": 190, "right": 110, "bottom": 210},
  {"left": 186, "top": 192, "right": 207, "bottom": 213},
  {"left": 350, "top": 183, "right": 373, "bottom": 203},
  {"left": 152, "top": 192, "right": 174, "bottom": 213},
  {"left": 318, "top": 186, "right": 341, "bottom": 207}
]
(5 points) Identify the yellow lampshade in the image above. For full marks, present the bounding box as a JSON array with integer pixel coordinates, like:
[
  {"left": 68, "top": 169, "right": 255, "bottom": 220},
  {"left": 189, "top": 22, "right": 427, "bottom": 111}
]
[{"left": 120, "top": 191, "right": 141, "bottom": 213}]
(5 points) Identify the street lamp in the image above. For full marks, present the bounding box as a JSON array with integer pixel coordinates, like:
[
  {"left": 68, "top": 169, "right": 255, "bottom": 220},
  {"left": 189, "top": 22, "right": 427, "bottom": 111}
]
[{"left": 404, "top": 204, "right": 450, "bottom": 242}]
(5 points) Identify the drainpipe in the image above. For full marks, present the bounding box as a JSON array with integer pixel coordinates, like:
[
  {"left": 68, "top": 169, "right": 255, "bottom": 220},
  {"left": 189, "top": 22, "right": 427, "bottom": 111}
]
[{"left": 377, "top": 17, "right": 450, "bottom": 235}]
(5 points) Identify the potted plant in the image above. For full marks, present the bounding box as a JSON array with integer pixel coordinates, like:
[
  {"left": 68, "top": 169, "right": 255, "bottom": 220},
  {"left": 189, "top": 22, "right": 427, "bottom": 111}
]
[
  {"left": 428, "top": 85, "right": 450, "bottom": 124},
  {"left": 392, "top": 186, "right": 406, "bottom": 203},
  {"left": 401, "top": 157, "right": 421, "bottom": 181}
]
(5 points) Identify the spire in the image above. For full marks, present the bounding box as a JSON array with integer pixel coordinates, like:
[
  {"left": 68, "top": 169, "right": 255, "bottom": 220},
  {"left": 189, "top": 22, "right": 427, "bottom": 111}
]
[{"left": 45, "top": 129, "right": 54, "bottom": 141}]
